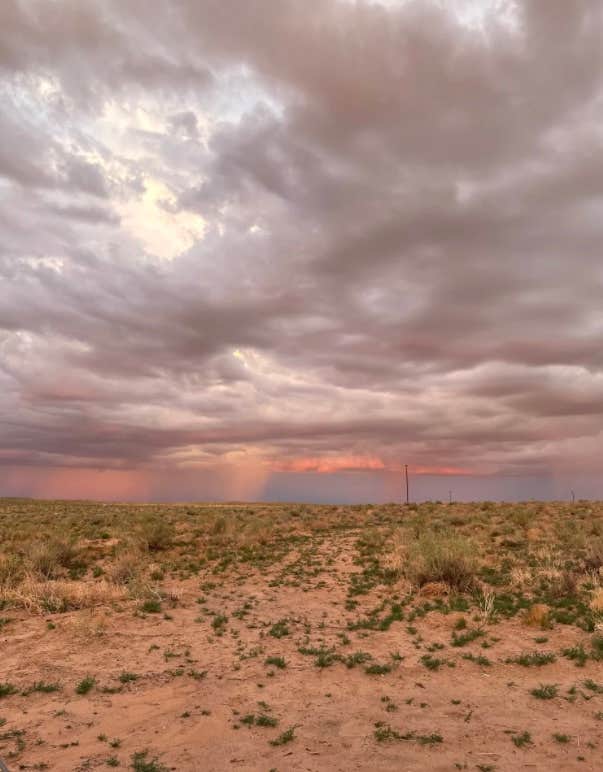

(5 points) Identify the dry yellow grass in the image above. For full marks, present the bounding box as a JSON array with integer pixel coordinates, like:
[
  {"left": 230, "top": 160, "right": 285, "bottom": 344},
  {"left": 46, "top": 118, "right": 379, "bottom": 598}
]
[
  {"left": 523, "top": 603, "right": 550, "bottom": 628},
  {"left": 590, "top": 587, "right": 603, "bottom": 613},
  {"left": 0, "top": 576, "right": 126, "bottom": 613}
]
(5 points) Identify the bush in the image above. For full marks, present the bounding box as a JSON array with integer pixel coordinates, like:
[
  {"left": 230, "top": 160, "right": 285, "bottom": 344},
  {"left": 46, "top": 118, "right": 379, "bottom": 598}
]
[
  {"left": 585, "top": 538, "right": 603, "bottom": 572},
  {"left": 139, "top": 515, "right": 174, "bottom": 551},
  {"left": 106, "top": 553, "right": 140, "bottom": 585},
  {"left": 404, "top": 531, "right": 477, "bottom": 591},
  {"left": 27, "top": 538, "right": 79, "bottom": 579},
  {"left": 0, "top": 554, "right": 24, "bottom": 587}
]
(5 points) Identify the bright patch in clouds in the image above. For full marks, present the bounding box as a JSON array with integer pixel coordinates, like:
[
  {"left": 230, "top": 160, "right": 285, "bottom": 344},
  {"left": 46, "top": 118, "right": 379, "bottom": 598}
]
[{"left": 118, "top": 177, "right": 206, "bottom": 260}]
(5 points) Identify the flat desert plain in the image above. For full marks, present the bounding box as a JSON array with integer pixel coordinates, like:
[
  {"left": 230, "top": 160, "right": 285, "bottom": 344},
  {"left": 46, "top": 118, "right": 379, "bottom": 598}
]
[{"left": 1, "top": 498, "right": 602, "bottom": 771}]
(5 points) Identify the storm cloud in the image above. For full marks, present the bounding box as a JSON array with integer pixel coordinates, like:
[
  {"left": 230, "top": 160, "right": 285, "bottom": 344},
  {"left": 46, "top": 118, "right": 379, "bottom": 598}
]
[{"left": 1, "top": 0, "right": 603, "bottom": 501}]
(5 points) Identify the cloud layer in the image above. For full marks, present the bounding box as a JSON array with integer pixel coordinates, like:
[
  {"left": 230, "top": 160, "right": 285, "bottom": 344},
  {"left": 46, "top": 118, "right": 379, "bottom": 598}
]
[{"left": 1, "top": 0, "right": 603, "bottom": 500}]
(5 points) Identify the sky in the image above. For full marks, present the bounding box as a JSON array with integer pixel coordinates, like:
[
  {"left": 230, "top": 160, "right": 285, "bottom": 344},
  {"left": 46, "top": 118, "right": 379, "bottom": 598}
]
[{"left": 1, "top": 0, "right": 603, "bottom": 503}]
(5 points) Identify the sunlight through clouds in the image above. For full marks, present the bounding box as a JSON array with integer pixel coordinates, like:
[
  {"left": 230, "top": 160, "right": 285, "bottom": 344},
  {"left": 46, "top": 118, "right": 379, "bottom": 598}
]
[{"left": 118, "top": 176, "right": 206, "bottom": 260}]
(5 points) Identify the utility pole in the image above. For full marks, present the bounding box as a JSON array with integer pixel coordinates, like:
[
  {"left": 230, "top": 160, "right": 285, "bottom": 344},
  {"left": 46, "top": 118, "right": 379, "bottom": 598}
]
[{"left": 404, "top": 464, "right": 409, "bottom": 505}]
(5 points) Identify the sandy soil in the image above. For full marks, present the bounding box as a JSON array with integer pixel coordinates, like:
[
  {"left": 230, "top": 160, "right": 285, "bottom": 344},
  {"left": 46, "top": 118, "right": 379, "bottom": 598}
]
[{"left": 2, "top": 528, "right": 602, "bottom": 771}]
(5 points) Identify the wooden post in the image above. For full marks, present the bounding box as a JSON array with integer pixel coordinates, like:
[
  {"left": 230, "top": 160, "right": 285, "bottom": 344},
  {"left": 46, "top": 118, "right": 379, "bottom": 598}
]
[
  {"left": 405, "top": 464, "right": 409, "bottom": 505},
  {"left": 571, "top": 490, "right": 575, "bottom": 504}
]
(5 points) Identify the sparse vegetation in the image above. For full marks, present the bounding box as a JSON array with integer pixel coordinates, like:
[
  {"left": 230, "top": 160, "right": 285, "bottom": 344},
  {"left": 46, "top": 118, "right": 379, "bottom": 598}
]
[
  {"left": 1, "top": 498, "right": 602, "bottom": 769},
  {"left": 507, "top": 651, "right": 556, "bottom": 667}
]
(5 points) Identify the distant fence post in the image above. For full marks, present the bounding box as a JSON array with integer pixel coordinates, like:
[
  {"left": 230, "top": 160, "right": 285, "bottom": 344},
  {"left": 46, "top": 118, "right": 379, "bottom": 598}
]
[{"left": 405, "top": 464, "right": 409, "bottom": 505}]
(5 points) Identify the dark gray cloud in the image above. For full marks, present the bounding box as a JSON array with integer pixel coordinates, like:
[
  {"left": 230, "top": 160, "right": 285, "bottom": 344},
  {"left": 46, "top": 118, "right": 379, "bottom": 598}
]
[{"left": 1, "top": 0, "right": 603, "bottom": 500}]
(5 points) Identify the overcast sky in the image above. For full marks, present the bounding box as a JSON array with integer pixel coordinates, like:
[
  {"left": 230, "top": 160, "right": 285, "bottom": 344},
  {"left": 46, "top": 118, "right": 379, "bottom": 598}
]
[{"left": 1, "top": 0, "right": 603, "bottom": 502}]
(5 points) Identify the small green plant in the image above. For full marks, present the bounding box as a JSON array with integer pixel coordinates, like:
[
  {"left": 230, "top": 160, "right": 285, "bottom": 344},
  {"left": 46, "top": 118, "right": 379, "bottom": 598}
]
[
  {"left": 416, "top": 733, "right": 443, "bottom": 745},
  {"left": 562, "top": 645, "right": 588, "bottom": 667},
  {"left": 421, "top": 654, "right": 445, "bottom": 671},
  {"left": 119, "top": 672, "right": 139, "bottom": 684},
  {"left": 75, "top": 675, "right": 96, "bottom": 695},
  {"left": 24, "top": 681, "right": 61, "bottom": 695},
  {"left": 364, "top": 663, "right": 392, "bottom": 675},
  {"left": 269, "top": 619, "right": 289, "bottom": 638},
  {"left": 552, "top": 733, "right": 570, "bottom": 743},
  {"left": 374, "top": 723, "right": 406, "bottom": 742},
  {"left": 264, "top": 656, "right": 286, "bottom": 669},
  {"left": 0, "top": 683, "right": 17, "bottom": 698},
  {"left": 507, "top": 651, "right": 556, "bottom": 667},
  {"left": 373, "top": 722, "right": 442, "bottom": 745},
  {"left": 451, "top": 628, "right": 483, "bottom": 647},
  {"left": 462, "top": 653, "right": 491, "bottom": 667},
  {"left": 130, "top": 750, "right": 168, "bottom": 771},
  {"left": 211, "top": 614, "right": 228, "bottom": 634},
  {"left": 512, "top": 731, "right": 532, "bottom": 748},
  {"left": 345, "top": 651, "right": 372, "bottom": 669},
  {"left": 269, "top": 726, "right": 296, "bottom": 746},
  {"left": 241, "top": 711, "right": 278, "bottom": 728},
  {"left": 530, "top": 684, "right": 558, "bottom": 700},
  {"left": 140, "top": 599, "right": 162, "bottom": 614},
  {"left": 256, "top": 714, "right": 278, "bottom": 727}
]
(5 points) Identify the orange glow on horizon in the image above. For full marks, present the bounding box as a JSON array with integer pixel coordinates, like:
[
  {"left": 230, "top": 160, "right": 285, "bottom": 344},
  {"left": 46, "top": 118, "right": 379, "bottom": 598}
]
[
  {"left": 272, "top": 457, "right": 475, "bottom": 475},
  {"left": 2, "top": 467, "right": 152, "bottom": 501},
  {"left": 0, "top": 462, "right": 270, "bottom": 502},
  {"left": 0, "top": 458, "right": 477, "bottom": 502}
]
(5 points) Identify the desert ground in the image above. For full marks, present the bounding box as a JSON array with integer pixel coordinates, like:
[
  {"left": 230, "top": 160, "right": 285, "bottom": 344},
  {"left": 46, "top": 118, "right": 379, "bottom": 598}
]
[{"left": 0, "top": 498, "right": 602, "bottom": 771}]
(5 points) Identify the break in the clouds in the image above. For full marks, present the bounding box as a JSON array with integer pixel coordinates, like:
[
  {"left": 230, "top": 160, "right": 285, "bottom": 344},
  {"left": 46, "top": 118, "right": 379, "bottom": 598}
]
[{"left": 1, "top": 0, "right": 603, "bottom": 502}]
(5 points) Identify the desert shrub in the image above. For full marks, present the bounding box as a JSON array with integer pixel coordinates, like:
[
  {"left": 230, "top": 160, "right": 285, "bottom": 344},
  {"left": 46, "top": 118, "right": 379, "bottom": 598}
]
[
  {"left": 212, "top": 516, "right": 228, "bottom": 535},
  {"left": 546, "top": 570, "right": 578, "bottom": 599},
  {"left": 591, "top": 588, "right": 603, "bottom": 614},
  {"left": 511, "top": 509, "right": 534, "bottom": 529},
  {"left": 106, "top": 552, "right": 141, "bottom": 585},
  {"left": 584, "top": 538, "right": 603, "bottom": 572},
  {"left": 27, "top": 538, "right": 79, "bottom": 579},
  {"left": 139, "top": 515, "right": 174, "bottom": 551},
  {"left": 404, "top": 530, "right": 478, "bottom": 591},
  {"left": 0, "top": 554, "right": 24, "bottom": 587}
]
